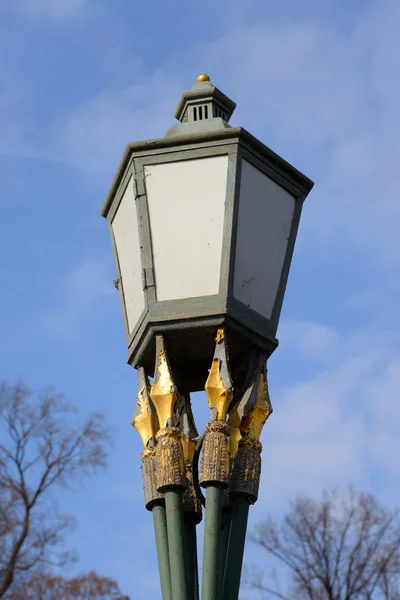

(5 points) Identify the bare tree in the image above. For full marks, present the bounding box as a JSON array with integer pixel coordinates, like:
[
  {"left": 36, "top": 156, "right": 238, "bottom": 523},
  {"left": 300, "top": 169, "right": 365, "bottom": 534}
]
[
  {"left": 4, "top": 570, "right": 130, "bottom": 600},
  {"left": 246, "top": 489, "right": 400, "bottom": 600},
  {"left": 0, "top": 380, "right": 112, "bottom": 598}
]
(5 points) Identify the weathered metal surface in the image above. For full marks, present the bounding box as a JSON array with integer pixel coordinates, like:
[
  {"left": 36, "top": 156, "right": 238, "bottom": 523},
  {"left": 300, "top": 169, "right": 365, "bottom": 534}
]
[
  {"left": 132, "top": 367, "right": 159, "bottom": 448},
  {"left": 156, "top": 427, "right": 187, "bottom": 492},
  {"left": 182, "top": 458, "right": 202, "bottom": 523},
  {"left": 141, "top": 447, "right": 164, "bottom": 510},
  {"left": 132, "top": 368, "right": 165, "bottom": 510},
  {"left": 236, "top": 355, "right": 272, "bottom": 442},
  {"left": 200, "top": 329, "right": 233, "bottom": 488},
  {"left": 205, "top": 328, "right": 233, "bottom": 422},
  {"left": 230, "top": 437, "right": 262, "bottom": 503},
  {"left": 199, "top": 421, "right": 231, "bottom": 488},
  {"left": 176, "top": 392, "right": 202, "bottom": 522}
]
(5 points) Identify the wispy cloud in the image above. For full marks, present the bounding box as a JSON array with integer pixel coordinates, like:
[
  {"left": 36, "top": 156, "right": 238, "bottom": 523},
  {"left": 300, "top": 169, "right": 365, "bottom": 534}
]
[
  {"left": 254, "top": 319, "right": 400, "bottom": 517},
  {"left": 278, "top": 320, "right": 340, "bottom": 362},
  {"left": 42, "top": 256, "right": 114, "bottom": 335},
  {"left": 14, "top": 0, "right": 89, "bottom": 20},
  {"left": 51, "top": 71, "right": 184, "bottom": 170}
]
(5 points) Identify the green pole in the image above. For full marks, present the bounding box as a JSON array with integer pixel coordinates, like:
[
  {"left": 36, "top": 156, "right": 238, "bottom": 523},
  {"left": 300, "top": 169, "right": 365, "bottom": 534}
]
[
  {"left": 152, "top": 504, "right": 172, "bottom": 600},
  {"left": 201, "top": 485, "right": 224, "bottom": 600},
  {"left": 219, "top": 508, "right": 232, "bottom": 595},
  {"left": 165, "top": 489, "right": 189, "bottom": 600},
  {"left": 222, "top": 496, "right": 250, "bottom": 600},
  {"left": 184, "top": 515, "right": 199, "bottom": 600}
]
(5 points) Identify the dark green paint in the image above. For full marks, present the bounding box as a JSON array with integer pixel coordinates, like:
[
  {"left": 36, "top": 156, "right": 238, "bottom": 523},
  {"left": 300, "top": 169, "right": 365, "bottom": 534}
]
[
  {"left": 184, "top": 515, "right": 199, "bottom": 600},
  {"left": 165, "top": 490, "right": 189, "bottom": 600},
  {"left": 219, "top": 509, "right": 232, "bottom": 596},
  {"left": 201, "top": 486, "right": 224, "bottom": 600},
  {"left": 152, "top": 504, "right": 172, "bottom": 600},
  {"left": 222, "top": 497, "right": 250, "bottom": 600}
]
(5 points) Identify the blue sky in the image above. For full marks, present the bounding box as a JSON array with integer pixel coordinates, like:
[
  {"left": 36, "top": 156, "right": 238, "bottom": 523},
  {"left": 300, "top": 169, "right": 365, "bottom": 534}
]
[{"left": 1, "top": 0, "right": 399, "bottom": 598}]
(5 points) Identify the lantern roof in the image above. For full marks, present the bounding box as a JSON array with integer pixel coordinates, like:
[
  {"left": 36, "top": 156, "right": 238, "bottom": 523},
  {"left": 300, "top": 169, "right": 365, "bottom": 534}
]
[{"left": 166, "top": 74, "right": 237, "bottom": 137}]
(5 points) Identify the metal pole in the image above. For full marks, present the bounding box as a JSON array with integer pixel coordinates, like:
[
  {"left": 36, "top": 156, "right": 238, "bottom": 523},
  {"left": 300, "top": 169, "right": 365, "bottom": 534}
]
[
  {"left": 201, "top": 485, "right": 224, "bottom": 600},
  {"left": 222, "top": 496, "right": 250, "bottom": 600},
  {"left": 219, "top": 508, "right": 232, "bottom": 595},
  {"left": 165, "top": 489, "right": 189, "bottom": 600},
  {"left": 152, "top": 504, "right": 172, "bottom": 600},
  {"left": 184, "top": 514, "right": 199, "bottom": 600}
]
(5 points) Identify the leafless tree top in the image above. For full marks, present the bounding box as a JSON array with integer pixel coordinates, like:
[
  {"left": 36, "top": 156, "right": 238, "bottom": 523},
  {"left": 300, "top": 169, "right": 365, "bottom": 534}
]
[
  {"left": 4, "top": 570, "right": 130, "bottom": 600},
  {"left": 247, "top": 489, "right": 400, "bottom": 600},
  {"left": 0, "top": 380, "right": 112, "bottom": 598}
]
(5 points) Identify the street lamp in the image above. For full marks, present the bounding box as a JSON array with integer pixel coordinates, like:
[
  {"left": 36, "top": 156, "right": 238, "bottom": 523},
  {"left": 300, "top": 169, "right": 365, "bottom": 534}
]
[{"left": 101, "top": 74, "right": 313, "bottom": 600}]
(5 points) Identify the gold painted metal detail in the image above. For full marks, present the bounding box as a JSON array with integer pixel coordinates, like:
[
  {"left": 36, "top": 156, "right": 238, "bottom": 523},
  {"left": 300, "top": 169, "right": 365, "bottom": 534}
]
[
  {"left": 230, "top": 438, "right": 262, "bottom": 504},
  {"left": 228, "top": 354, "right": 272, "bottom": 504},
  {"left": 132, "top": 367, "right": 159, "bottom": 448},
  {"left": 133, "top": 368, "right": 164, "bottom": 510},
  {"left": 156, "top": 427, "right": 187, "bottom": 492},
  {"left": 176, "top": 392, "right": 202, "bottom": 521},
  {"left": 141, "top": 447, "right": 164, "bottom": 510},
  {"left": 196, "top": 73, "right": 210, "bottom": 82},
  {"left": 150, "top": 335, "right": 179, "bottom": 429},
  {"left": 182, "top": 458, "right": 203, "bottom": 523},
  {"left": 205, "top": 328, "right": 233, "bottom": 422},
  {"left": 199, "top": 421, "right": 231, "bottom": 487},
  {"left": 235, "top": 354, "right": 272, "bottom": 443},
  {"left": 227, "top": 404, "right": 242, "bottom": 459},
  {"left": 176, "top": 392, "right": 199, "bottom": 461}
]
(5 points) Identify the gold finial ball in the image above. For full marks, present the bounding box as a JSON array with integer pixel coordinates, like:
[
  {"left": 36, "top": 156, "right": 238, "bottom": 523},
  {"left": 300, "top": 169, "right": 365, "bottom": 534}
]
[{"left": 196, "top": 73, "right": 210, "bottom": 82}]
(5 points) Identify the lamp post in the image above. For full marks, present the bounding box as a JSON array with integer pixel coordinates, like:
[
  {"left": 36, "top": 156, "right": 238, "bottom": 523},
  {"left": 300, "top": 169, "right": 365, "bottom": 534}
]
[{"left": 101, "top": 74, "right": 313, "bottom": 600}]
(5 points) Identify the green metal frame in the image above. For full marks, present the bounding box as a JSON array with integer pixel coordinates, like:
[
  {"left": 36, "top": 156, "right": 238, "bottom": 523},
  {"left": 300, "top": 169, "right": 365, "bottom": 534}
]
[{"left": 101, "top": 127, "right": 313, "bottom": 390}]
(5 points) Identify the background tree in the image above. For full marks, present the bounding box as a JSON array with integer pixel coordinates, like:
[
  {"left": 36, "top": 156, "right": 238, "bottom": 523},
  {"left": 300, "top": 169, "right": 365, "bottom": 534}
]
[
  {"left": 246, "top": 489, "right": 400, "bottom": 600},
  {"left": 4, "top": 570, "right": 130, "bottom": 600},
  {"left": 0, "top": 380, "right": 112, "bottom": 598}
]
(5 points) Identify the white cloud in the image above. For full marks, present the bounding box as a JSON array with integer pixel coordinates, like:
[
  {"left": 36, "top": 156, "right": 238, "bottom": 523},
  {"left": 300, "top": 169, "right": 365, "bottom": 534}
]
[
  {"left": 191, "top": 0, "right": 400, "bottom": 263},
  {"left": 252, "top": 319, "right": 400, "bottom": 518},
  {"left": 278, "top": 320, "right": 340, "bottom": 362},
  {"left": 30, "top": 0, "right": 397, "bottom": 272},
  {"left": 3, "top": 0, "right": 399, "bottom": 270}
]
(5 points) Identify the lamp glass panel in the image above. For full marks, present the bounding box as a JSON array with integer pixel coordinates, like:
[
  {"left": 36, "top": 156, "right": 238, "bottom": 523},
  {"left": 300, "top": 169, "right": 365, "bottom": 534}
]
[
  {"left": 233, "top": 160, "right": 295, "bottom": 319},
  {"left": 145, "top": 156, "right": 229, "bottom": 302},
  {"left": 111, "top": 176, "right": 145, "bottom": 334}
]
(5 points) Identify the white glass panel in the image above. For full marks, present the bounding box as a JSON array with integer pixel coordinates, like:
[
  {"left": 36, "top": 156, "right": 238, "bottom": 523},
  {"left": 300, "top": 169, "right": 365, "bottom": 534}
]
[
  {"left": 111, "top": 176, "right": 145, "bottom": 334},
  {"left": 233, "top": 160, "right": 295, "bottom": 319},
  {"left": 145, "top": 156, "right": 228, "bottom": 301}
]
